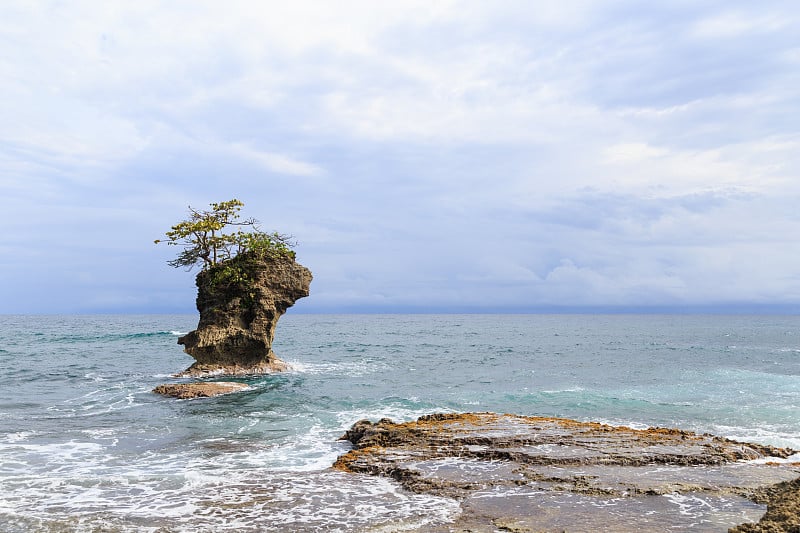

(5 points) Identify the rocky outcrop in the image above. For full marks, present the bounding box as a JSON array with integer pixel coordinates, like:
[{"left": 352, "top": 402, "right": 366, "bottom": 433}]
[
  {"left": 177, "top": 253, "right": 312, "bottom": 376},
  {"left": 335, "top": 413, "right": 800, "bottom": 532},
  {"left": 730, "top": 477, "right": 800, "bottom": 532},
  {"left": 153, "top": 382, "right": 250, "bottom": 399}
]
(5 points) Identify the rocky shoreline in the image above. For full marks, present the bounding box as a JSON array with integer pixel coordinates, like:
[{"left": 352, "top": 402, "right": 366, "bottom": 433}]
[
  {"left": 730, "top": 476, "right": 800, "bottom": 532},
  {"left": 335, "top": 413, "right": 800, "bottom": 532}
]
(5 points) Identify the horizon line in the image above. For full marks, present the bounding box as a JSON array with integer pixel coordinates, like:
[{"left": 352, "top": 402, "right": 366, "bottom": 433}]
[{"left": 3, "top": 303, "right": 800, "bottom": 316}]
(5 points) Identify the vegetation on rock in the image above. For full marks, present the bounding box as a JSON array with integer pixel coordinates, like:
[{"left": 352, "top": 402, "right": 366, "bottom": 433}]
[
  {"left": 155, "top": 199, "right": 295, "bottom": 271},
  {"left": 154, "top": 198, "right": 312, "bottom": 377}
]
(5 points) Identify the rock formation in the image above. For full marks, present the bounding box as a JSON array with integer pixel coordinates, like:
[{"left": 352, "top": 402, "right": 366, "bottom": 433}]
[
  {"left": 730, "top": 477, "right": 800, "bottom": 532},
  {"left": 152, "top": 382, "right": 250, "bottom": 399},
  {"left": 335, "top": 413, "right": 800, "bottom": 532},
  {"left": 176, "top": 252, "right": 312, "bottom": 376}
]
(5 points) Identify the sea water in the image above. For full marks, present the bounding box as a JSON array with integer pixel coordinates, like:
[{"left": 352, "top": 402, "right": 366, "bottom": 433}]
[{"left": 0, "top": 314, "right": 798, "bottom": 531}]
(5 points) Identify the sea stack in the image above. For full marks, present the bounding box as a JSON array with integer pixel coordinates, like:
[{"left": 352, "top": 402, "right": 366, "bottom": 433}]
[{"left": 177, "top": 252, "right": 312, "bottom": 376}]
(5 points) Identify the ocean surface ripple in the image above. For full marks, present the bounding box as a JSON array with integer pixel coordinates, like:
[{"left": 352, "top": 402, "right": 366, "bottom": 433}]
[{"left": 0, "top": 314, "right": 798, "bottom": 531}]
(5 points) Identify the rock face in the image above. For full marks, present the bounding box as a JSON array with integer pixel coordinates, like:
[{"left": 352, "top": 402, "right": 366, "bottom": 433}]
[
  {"left": 730, "top": 477, "right": 800, "bottom": 532},
  {"left": 335, "top": 413, "right": 800, "bottom": 532},
  {"left": 177, "top": 253, "right": 312, "bottom": 376}
]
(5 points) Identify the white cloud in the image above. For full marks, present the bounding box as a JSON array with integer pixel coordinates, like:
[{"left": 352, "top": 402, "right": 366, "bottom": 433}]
[
  {"left": 690, "top": 10, "right": 788, "bottom": 39},
  {"left": 229, "top": 143, "right": 323, "bottom": 177},
  {"left": 603, "top": 143, "right": 669, "bottom": 164},
  {"left": 1, "top": 1, "right": 799, "bottom": 311},
  {"left": 597, "top": 136, "right": 799, "bottom": 197}
]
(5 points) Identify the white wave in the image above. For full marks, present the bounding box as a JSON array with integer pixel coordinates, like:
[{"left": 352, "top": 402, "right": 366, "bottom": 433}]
[
  {"left": 0, "top": 463, "right": 460, "bottom": 532},
  {"left": 182, "top": 470, "right": 225, "bottom": 488},
  {"left": 169, "top": 331, "right": 188, "bottom": 336},
  {"left": 663, "top": 492, "right": 707, "bottom": 517},
  {"left": 335, "top": 405, "right": 458, "bottom": 430},
  {"left": 747, "top": 452, "right": 800, "bottom": 464},
  {"left": 80, "top": 427, "right": 119, "bottom": 440},
  {"left": 256, "top": 472, "right": 460, "bottom": 531},
  {"left": 46, "top": 388, "right": 142, "bottom": 419},
  {"left": 247, "top": 436, "right": 348, "bottom": 473},
  {"left": 715, "top": 424, "right": 800, "bottom": 450},
  {"left": 540, "top": 387, "right": 586, "bottom": 394},
  {"left": 282, "top": 360, "right": 308, "bottom": 372},
  {"left": 590, "top": 418, "right": 651, "bottom": 431},
  {"left": 0, "top": 439, "right": 112, "bottom": 478},
  {"left": 2, "top": 431, "right": 37, "bottom": 443},
  {"left": 196, "top": 420, "right": 351, "bottom": 473},
  {"left": 283, "top": 359, "right": 385, "bottom": 377}
]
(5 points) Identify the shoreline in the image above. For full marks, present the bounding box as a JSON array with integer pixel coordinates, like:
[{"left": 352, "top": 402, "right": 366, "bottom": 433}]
[{"left": 335, "top": 412, "right": 800, "bottom": 532}]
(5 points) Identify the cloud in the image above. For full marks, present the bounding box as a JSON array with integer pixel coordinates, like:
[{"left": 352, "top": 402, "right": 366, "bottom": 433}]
[
  {"left": 1, "top": 1, "right": 799, "bottom": 312},
  {"left": 690, "top": 10, "right": 788, "bottom": 39},
  {"left": 228, "top": 143, "right": 323, "bottom": 177}
]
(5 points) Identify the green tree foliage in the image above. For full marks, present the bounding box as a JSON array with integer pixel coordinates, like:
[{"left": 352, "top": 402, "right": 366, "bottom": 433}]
[{"left": 155, "top": 199, "right": 294, "bottom": 270}]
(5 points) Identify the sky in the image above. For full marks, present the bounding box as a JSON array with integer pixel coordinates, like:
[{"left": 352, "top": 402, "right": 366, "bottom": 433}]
[{"left": 1, "top": 1, "right": 799, "bottom": 314}]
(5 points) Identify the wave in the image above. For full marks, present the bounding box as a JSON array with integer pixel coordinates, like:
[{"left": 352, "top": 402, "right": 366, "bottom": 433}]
[
  {"left": 0, "top": 470, "right": 459, "bottom": 532},
  {"left": 0, "top": 433, "right": 459, "bottom": 532},
  {"left": 283, "top": 359, "right": 387, "bottom": 377},
  {"left": 1, "top": 431, "right": 38, "bottom": 444},
  {"left": 713, "top": 423, "right": 800, "bottom": 450}
]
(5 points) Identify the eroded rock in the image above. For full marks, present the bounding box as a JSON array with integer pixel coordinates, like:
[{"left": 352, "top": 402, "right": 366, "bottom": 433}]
[
  {"left": 730, "top": 477, "right": 800, "bottom": 533},
  {"left": 177, "top": 253, "right": 312, "bottom": 376},
  {"left": 334, "top": 413, "right": 800, "bottom": 532}
]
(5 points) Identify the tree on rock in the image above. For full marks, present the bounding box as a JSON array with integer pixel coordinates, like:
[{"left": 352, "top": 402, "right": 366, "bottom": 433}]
[
  {"left": 154, "top": 199, "right": 311, "bottom": 377},
  {"left": 155, "top": 199, "right": 294, "bottom": 270}
]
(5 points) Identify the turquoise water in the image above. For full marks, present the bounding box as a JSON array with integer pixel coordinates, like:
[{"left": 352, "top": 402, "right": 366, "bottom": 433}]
[{"left": 0, "top": 314, "right": 799, "bottom": 531}]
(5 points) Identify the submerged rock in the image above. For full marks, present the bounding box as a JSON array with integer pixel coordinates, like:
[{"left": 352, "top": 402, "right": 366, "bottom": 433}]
[
  {"left": 334, "top": 413, "right": 800, "bottom": 532},
  {"left": 177, "top": 253, "right": 312, "bottom": 376},
  {"left": 153, "top": 382, "right": 249, "bottom": 399}
]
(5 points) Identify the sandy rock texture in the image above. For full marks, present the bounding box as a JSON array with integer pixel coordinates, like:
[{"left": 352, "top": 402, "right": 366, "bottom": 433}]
[
  {"left": 177, "top": 253, "right": 312, "bottom": 376},
  {"left": 730, "top": 477, "right": 800, "bottom": 533}
]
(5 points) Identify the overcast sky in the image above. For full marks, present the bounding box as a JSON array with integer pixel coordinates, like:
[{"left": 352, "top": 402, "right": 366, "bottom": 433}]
[{"left": 2, "top": 1, "right": 799, "bottom": 313}]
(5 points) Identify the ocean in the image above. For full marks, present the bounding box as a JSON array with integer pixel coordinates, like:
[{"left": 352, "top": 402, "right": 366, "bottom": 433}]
[{"left": 0, "top": 313, "right": 798, "bottom": 531}]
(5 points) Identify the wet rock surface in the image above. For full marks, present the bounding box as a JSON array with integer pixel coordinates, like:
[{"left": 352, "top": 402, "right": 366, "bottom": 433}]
[
  {"left": 730, "top": 477, "right": 800, "bottom": 532},
  {"left": 177, "top": 253, "right": 312, "bottom": 376},
  {"left": 334, "top": 413, "right": 800, "bottom": 532},
  {"left": 152, "top": 382, "right": 249, "bottom": 399}
]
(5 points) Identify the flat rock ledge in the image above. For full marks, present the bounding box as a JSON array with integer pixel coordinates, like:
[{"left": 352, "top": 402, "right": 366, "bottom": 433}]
[
  {"left": 334, "top": 413, "right": 800, "bottom": 533},
  {"left": 152, "top": 382, "right": 249, "bottom": 399},
  {"left": 175, "top": 359, "right": 290, "bottom": 378}
]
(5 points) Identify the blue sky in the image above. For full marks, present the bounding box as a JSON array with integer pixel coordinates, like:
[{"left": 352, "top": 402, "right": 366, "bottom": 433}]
[{"left": 1, "top": 1, "right": 799, "bottom": 313}]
